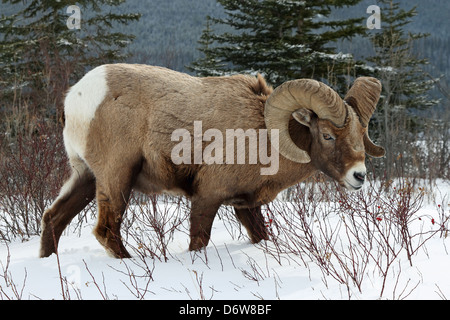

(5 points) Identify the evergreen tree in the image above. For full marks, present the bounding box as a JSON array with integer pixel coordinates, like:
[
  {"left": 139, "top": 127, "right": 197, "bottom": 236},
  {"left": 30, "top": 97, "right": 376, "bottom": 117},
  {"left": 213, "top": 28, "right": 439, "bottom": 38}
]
[
  {"left": 190, "top": 0, "right": 366, "bottom": 87},
  {"left": 188, "top": 17, "right": 226, "bottom": 76},
  {"left": 361, "top": 0, "right": 439, "bottom": 178},
  {"left": 0, "top": 0, "right": 140, "bottom": 129},
  {"left": 365, "top": 1, "right": 438, "bottom": 111}
]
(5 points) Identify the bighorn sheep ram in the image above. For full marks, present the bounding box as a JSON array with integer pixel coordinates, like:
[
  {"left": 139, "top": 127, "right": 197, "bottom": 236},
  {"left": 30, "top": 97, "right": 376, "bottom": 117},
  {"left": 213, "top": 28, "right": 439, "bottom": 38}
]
[{"left": 40, "top": 64, "right": 384, "bottom": 258}]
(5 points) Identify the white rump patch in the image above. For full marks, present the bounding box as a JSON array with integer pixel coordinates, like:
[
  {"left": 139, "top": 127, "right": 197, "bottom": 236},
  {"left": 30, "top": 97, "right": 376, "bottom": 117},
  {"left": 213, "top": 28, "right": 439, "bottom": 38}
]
[{"left": 63, "top": 65, "right": 108, "bottom": 161}]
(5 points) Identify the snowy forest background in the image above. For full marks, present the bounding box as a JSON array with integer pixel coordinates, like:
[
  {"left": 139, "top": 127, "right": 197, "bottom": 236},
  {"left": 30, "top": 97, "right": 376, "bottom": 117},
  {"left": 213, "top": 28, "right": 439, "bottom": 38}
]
[{"left": 0, "top": 0, "right": 449, "bottom": 301}]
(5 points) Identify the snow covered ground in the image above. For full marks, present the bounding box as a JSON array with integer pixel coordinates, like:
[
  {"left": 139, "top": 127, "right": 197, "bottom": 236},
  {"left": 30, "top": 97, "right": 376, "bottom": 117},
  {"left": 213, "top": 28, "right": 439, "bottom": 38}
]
[{"left": 0, "top": 180, "right": 448, "bottom": 300}]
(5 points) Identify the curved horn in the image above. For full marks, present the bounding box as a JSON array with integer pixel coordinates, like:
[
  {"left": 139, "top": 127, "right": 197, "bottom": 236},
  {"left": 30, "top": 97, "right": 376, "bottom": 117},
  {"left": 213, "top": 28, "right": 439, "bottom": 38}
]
[
  {"left": 344, "top": 77, "right": 385, "bottom": 158},
  {"left": 265, "top": 79, "right": 347, "bottom": 163}
]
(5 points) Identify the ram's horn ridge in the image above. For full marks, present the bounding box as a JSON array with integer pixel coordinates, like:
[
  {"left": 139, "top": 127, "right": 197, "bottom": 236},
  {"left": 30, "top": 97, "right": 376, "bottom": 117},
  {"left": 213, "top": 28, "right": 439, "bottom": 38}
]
[
  {"left": 344, "top": 77, "right": 385, "bottom": 158},
  {"left": 264, "top": 79, "right": 347, "bottom": 163}
]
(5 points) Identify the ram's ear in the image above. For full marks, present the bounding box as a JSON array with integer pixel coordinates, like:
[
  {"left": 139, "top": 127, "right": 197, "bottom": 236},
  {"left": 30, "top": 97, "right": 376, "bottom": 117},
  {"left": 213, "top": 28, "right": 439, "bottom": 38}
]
[{"left": 292, "top": 109, "right": 314, "bottom": 128}]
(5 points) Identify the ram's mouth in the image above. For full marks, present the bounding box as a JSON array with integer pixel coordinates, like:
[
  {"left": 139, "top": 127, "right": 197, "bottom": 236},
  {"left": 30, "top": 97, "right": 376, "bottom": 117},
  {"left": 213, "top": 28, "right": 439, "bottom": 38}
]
[
  {"left": 340, "top": 162, "right": 366, "bottom": 192},
  {"left": 343, "top": 179, "right": 363, "bottom": 191}
]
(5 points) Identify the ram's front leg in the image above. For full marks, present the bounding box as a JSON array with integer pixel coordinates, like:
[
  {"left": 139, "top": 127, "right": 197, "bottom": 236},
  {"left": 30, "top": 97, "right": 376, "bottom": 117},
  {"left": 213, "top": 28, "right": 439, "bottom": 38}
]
[
  {"left": 188, "top": 197, "right": 222, "bottom": 251},
  {"left": 234, "top": 206, "right": 269, "bottom": 244}
]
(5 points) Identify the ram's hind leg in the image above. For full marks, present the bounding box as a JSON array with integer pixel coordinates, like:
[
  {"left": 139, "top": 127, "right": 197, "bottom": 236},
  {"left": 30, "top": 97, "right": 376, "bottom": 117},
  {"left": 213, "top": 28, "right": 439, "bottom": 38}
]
[
  {"left": 92, "top": 163, "right": 142, "bottom": 259},
  {"left": 234, "top": 206, "right": 269, "bottom": 244},
  {"left": 40, "top": 159, "right": 96, "bottom": 258}
]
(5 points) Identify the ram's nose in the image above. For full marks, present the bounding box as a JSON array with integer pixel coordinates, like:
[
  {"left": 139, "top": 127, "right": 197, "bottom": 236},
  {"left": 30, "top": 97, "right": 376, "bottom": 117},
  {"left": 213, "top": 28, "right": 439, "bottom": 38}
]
[
  {"left": 353, "top": 171, "right": 366, "bottom": 183},
  {"left": 343, "top": 162, "right": 367, "bottom": 191}
]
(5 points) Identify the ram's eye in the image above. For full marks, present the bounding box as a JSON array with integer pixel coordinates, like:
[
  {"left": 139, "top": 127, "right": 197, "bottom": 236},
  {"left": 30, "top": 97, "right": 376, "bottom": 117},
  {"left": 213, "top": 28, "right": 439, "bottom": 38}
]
[{"left": 323, "top": 133, "right": 334, "bottom": 141}]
